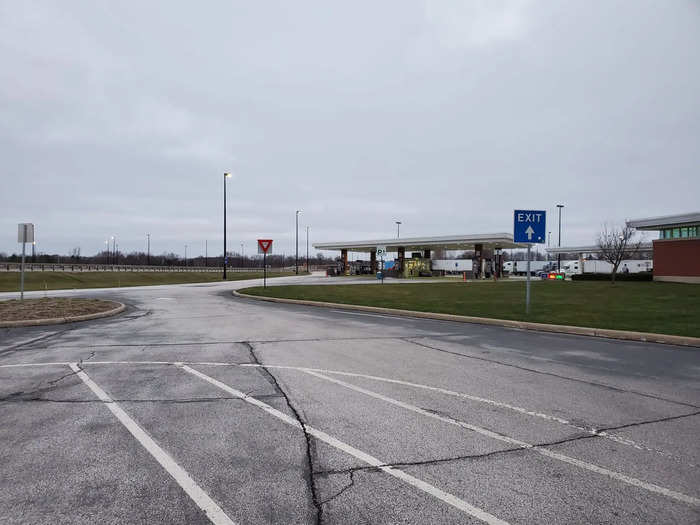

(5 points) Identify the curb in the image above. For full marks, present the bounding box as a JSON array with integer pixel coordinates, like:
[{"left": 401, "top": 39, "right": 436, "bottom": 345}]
[
  {"left": 233, "top": 291, "right": 700, "bottom": 348},
  {"left": 0, "top": 301, "right": 126, "bottom": 328}
]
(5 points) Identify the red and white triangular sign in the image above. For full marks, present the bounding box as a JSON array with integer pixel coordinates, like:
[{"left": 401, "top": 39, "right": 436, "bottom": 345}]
[{"left": 257, "top": 239, "right": 273, "bottom": 254}]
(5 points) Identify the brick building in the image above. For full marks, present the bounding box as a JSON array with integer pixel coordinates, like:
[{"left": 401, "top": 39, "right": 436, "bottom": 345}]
[{"left": 627, "top": 212, "right": 700, "bottom": 283}]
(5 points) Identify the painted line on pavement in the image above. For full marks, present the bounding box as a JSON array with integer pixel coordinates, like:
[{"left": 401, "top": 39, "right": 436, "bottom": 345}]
[
  {"left": 303, "top": 369, "right": 699, "bottom": 507},
  {"left": 180, "top": 364, "right": 509, "bottom": 525},
  {"left": 240, "top": 364, "right": 693, "bottom": 463},
  {"left": 69, "top": 363, "right": 237, "bottom": 525},
  {"left": 1, "top": 360, "right": 689, "bottom": 466}
]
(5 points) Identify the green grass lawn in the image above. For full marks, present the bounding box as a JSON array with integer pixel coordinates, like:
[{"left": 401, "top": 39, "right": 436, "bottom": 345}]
[
  {"left": 0, "top": 271, "right": 299, "bottom": 292},
  {"left": 241, "top": 281, "right": 700, "bottom": 338}
]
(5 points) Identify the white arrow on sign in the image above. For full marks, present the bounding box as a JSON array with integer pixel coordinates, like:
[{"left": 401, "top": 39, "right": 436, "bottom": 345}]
[{"left": 525, "top": 225, "right": 535, "bottom": 240}]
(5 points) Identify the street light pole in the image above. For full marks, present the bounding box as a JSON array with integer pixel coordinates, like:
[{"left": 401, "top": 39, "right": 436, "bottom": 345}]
[
  {"left": 147, "top": 233, "right": 151, "bottom": 266},
  {"left": 395, "top": 220, "right": 401, "bottom": 239},
  {"left": 306, "top": 226, "right": 310, "bottom": 273},
  {"left": 557, "top": 204, "right": 564, "bottom": 271},
  {"left": 223, "top": 172, "right": 232, "bottom": 279},
  {"left": 184, "top": 245, "right": 187, "bottom": 267},
  {"left": 295, "top": 210, "right": 301, "bottom": 274}
]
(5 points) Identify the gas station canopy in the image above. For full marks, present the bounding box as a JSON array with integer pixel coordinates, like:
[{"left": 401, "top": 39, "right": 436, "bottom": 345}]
[{"left": 314, "top": 233, "right": 525, "bottom": 253}]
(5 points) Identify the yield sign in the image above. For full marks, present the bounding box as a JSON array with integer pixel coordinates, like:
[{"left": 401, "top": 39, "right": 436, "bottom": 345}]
[{"left": 257, "top": 239, "right": 273, "bottom": 254}]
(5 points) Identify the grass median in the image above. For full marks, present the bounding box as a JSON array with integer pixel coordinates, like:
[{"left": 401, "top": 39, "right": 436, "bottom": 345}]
[
  {"left": 240, "top": 280, "right": 700, "bottom": 338},
  {"left": 0, "top": 297, "right": 120, "bottom": 322},
  {"left": 0, "top": 271, "right": 300, "bottom": 292}
]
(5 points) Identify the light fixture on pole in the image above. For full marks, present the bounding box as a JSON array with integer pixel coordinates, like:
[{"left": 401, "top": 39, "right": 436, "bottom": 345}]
[
  {"left": 556, "top": 204, "right": 564, "bottom": 272},
  {"left": 395, "top": 220, "right": 402, "bottom": 239},
  {"left": 223, "top": 172, "right": 232, "bottom": 279},
  {"left": 295, "top": 210, "right": 301, "bottom": 274}
]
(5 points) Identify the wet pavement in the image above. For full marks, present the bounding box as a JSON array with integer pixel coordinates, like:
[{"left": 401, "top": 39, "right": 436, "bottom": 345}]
[{"left": 0, "top": 275, "right": 698, "bottom": 524}]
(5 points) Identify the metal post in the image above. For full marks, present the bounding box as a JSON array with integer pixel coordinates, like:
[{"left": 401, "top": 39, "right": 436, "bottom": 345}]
[
  {"left": 263, "top": 252, "right": 267, "bottom": 288},
  {"left": 205, "top": 240, "right": 208, "bottom": 267},
  {"left": 20, "top": 241, "right": 26, "bottom": 301},
  {"left": 224, "top": 173, "right": 229, "bottom": 280},
  {"left": 526, "top": 245, "right": 531, "bottom": 314},
  {"left": 396, "top": 221, "right": 401, "bottom": 239},
  {"left": 147, "top": 233, "right": 150, "bottom": 265},
  {"left": 305, "top": 228, "right": 309, "bottom": 272},
  {"left": 557, "top": 204, "right": 564, "bottom": 271},
  {"left": 295, "top": 210, "right": 300, "bottom": 275},
  {"left": 184, "top": 245, "right": 187, "bottom": 267}
]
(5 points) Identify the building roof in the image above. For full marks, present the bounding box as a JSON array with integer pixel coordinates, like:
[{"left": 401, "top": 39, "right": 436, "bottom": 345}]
[
  {"left": 627, "top": 212, "right": 700, "bottom": 230},
  {"left": 546, "top": 242, "right": 653, "bottom": 255},
  {"left": 313, "top": 233, "right": 525, "bottom": 253}
]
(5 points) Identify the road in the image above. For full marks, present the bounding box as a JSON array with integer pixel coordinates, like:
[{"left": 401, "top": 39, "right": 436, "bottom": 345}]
[{"left": 1, "top": 275, "right": 698, "bottom": 524}]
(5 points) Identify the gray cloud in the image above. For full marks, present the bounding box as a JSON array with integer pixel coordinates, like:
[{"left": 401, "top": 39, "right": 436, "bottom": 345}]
[{"left": 1, "top": 1, "right": 698, "bottom": 257}]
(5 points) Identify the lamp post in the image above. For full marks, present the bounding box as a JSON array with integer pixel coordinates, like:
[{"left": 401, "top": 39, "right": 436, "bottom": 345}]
[
  {"left": 241, "top": 242, "right": 244, "bottom": 266},
  {"left": 295, "top": 210, "right": 301, "bottom": 274},
  {"left": 556, "top": 204, "right": 564, "bottom": 271},
  {"left": 32, "top": 241, "right": 36, "bottom": 263},
  {"left": 184, "top": 245, "right": 187, "bottom": 267},
  {"left": 111, "top": 236, "right": 116, "bottom": 265},
  {"left": 147, "top": 233, "right": 151, "bottom": 266},
  {"left": 395, "top": 220, "right": 401, "bottom": 239},
  {"left": 306, "top": 226, "right": 310, "bottom": 273},
  {"left": 223, "top": 172, "right": 232, "bottom": 279},
  {"left": 105, "top": 240, "right": 109, "bottom": 264}
]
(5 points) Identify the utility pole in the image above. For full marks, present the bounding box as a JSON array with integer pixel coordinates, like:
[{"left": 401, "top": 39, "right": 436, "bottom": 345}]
[
  {"left": 557, "top": 204, "right": 564, "bottom": 271},
  {"left": 295, "top": 210, "right": 301, "bottom": 274}
]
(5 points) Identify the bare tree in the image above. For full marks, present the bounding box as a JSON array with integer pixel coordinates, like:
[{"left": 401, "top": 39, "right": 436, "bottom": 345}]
[{"left": 597, "top": 224, "right": 642, "bottom": 283}]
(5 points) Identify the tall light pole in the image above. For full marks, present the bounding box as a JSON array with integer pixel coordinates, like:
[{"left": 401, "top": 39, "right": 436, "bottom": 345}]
[
  {"left": 241, "top": 242, "right": 244, "bottom": 266},
  {"left": 205, "top": 240, "right": 208, "bottom": 267},
  {"left": 184, "top": 244, "right": 187, "bottom": 267},
  {"left": 105, "top": 239, "right": 109, "bottom": 264},
  {"left": 295, "top": 210, "right": 301, "bottom": 274},
  {"left": 557, "top": 204, "right": 564, "bottom": 271},
  {"left": 306, "top": 226, "right": 310, "bottom": 273},
  {"left": 32, "top": 241, "right": 36, "bottom": 263},
  {"left": 395, "top": 220, "right": 402, "bottom": 239},
  {"left": 111, "top": 236, "right": 116, "bottom": 265},
  {"left": 146, "top": 233, "right": 151, "bottom": 266},
  {"left": 547, "top": 231, "right": 552, "bottom": 262},
  {"left": 223, "top": 172, "right": 232, "bottom": 279}
]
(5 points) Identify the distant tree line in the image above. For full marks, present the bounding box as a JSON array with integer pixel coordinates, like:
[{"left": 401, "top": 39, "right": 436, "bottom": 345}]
[{"left": 0, "top": 249, "right": 336, "bottom": 268}]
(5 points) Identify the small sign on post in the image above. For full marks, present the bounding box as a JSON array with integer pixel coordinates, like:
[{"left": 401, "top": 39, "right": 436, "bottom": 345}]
[
  {"left": 376, "top": 245, "right": 386, "bottom": 283},
  {"left": 257, "top": 239, "right": 273, "bottom": 288},
  {"left": 17, "top": 223, "right": 35, "bottom": 301},
  {"left": 513, "top": 210, "right": 546, "bottom": 314}
]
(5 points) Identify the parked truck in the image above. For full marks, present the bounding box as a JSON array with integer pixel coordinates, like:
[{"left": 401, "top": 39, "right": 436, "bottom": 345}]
[
  {"left": 562, "top": 259, "right": 652, "bottom": 276},
  {"left": 502, "top": 260, "right": 550, "bottom": 276}
]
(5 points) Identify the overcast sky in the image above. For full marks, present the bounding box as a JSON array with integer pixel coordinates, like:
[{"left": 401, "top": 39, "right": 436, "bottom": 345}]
[{"left": 1, "top": 1, "right": 699, "bottom": 258}]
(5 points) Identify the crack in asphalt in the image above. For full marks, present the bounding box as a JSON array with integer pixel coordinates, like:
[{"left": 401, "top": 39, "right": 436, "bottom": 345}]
[
  {"left": 404, "top": 338, "right": 700, "bottom": 410},
  {"left": 245, "top": 341, "right": 323, "bottom": 525},
  {"left": 0, "top": 329, "right": 72, "bottom": 358},
  {"left": 318, "top": 469, "right": 356, "bottom": 508},
  {"left": 315, "top": 408, "right": 700, "bottom": 480}
]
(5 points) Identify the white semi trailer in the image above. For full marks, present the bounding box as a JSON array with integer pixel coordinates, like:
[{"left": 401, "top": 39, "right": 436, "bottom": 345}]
[
  {"left": 562, "top": 259, "right": 652, "bottom": 276},
  {"left": 503, "top": 260, "right": 551, "bottom": 276}
]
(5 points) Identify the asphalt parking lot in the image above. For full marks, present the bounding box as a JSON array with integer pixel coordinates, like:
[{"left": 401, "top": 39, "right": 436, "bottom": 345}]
[{"left": 1, "top": 275, "right": 698, "bottom": 524}]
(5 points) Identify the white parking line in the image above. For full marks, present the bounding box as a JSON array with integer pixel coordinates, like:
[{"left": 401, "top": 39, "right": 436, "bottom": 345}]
[
  {"left": 303, "top": 369, "right": 700, "bottom": 507},
  {"left": 240, "top": 363, "right": 690, "bottom": 462},
  {"left": 69, "top": 363, "right": 237, "bottom": 525},
  {"left": 180, "top": 364, "right": 509, "bottom": 525}
]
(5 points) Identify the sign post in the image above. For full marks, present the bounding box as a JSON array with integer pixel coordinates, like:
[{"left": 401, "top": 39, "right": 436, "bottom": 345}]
[
  {"left": 513, "top": 210, "right": 546, "bottom": 314},
  {"left": 257, "top": 239, "right": 273, "bottom": 288},
  {"left": 17, "top": 223, "right": 35, "bottom": 301},
  {"left": 376, "top": 245, "right": 386, "bottom": 284}
]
